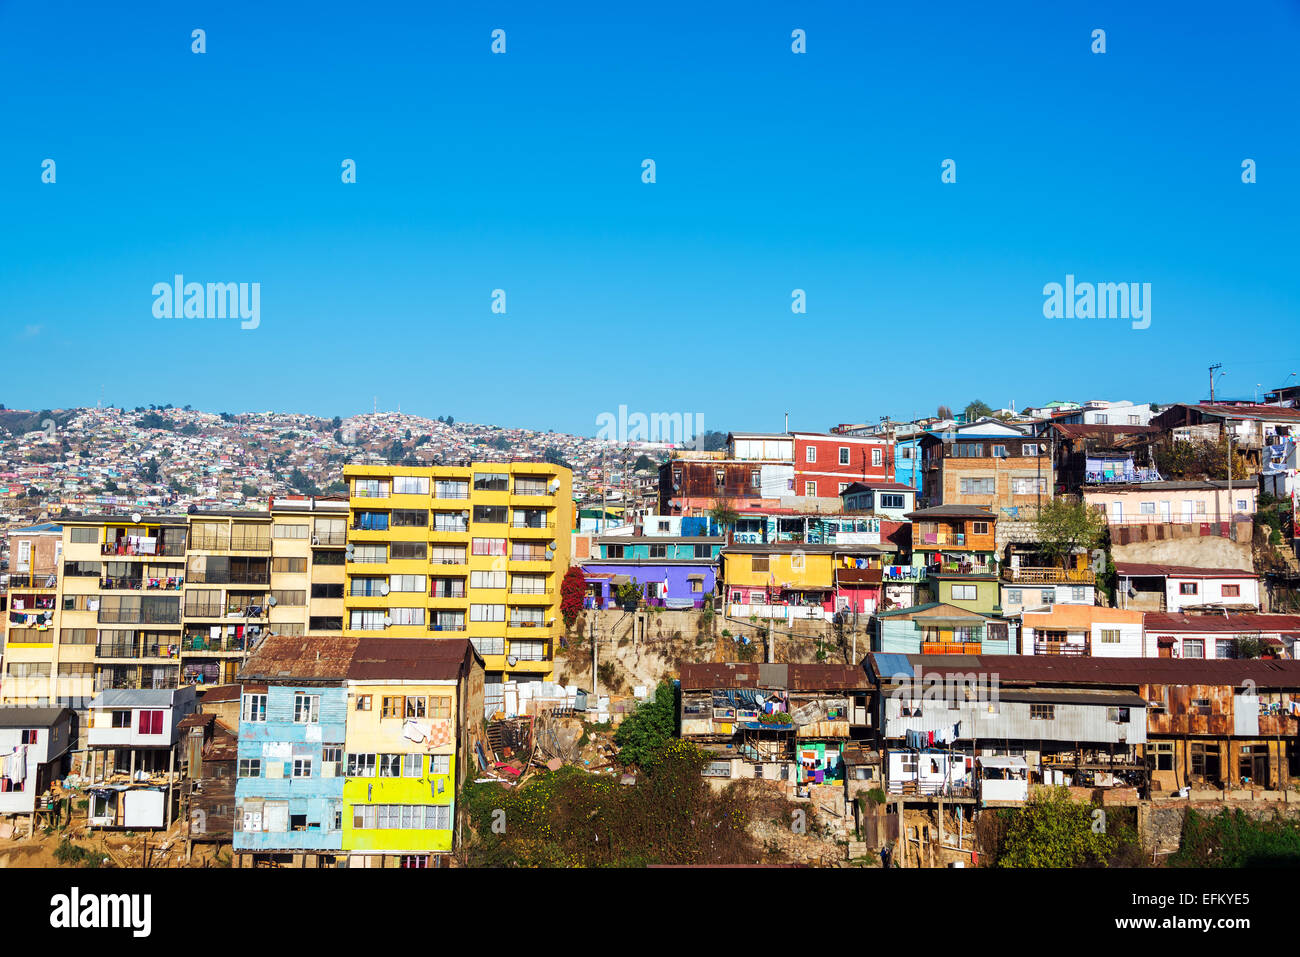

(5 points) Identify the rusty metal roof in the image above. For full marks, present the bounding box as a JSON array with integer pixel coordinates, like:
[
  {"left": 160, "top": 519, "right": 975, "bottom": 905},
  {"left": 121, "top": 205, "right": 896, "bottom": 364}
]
[
  {"left": 866, "top": 653, "right": 1300, "bottom": 690},
  {"left": 346, "top": 638, "right": 482, "bottom": 681},
  {"left": 1117, "top": 563, "right": 1257, "bottom": 579},
  {"left": 1143, "top": 612, "right": 1300, "bottom": 634},
  {"left": 238, "top": 635, "right": 361, "bottom": 682}
]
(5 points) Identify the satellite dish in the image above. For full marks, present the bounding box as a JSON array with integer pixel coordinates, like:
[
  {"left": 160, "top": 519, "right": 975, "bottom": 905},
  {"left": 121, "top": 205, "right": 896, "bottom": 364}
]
[
  {"left": 311, "top": 536, "right": 320, "bottom": 545},
  {"left": 549, "top": 540, "right": 558, "bottom": 550},
  {"left": 379, "top": 583, "right": 390, "bottom": 596},
  {"left": 507, "top": 655, "right": 518, "bottom": 667},
  {"left": 131, "top": 512, "right": 143, "bottom": 524},
  {"left": 267, "top": 596, "right": 278, "bottom": 607},
  {"left": 383, "top": 615, "right": 392, "bottom": 627},
  {"left": 345, "top": 543, "right": 354, "bottom": 554}
]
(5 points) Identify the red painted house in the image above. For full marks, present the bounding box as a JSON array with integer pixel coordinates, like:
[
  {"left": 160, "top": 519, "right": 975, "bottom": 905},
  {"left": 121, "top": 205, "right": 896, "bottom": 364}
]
[{"left": 791, "top": 431, "right": 892, "bottom": 498}]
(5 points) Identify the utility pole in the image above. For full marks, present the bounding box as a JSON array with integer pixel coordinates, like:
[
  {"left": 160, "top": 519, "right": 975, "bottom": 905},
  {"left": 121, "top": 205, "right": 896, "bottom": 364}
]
[
  {"left": 590, "top": 612, "right": 598, "bottom": 699},
  {"left": 1209, "top": 363, "right": 1222, "bottom": 403}
]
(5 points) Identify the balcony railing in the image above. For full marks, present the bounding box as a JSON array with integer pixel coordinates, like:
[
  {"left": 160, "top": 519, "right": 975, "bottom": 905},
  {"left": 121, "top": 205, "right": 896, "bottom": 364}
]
[
  {"left": 96, "top": 644, "right": 178, "bottom": 660},
  {"left": 1003, "top": 566, "right": 1096, "bottom": 585},
  {"left": 6, "top": 572, "right": 59, "bottom": 589},
  {"left": 182, "top": 636, "right": 248, "bottom": 653},
  {"left": 101, "top": 540, "right": 186, "bottom": 557},
  {"left": 929, "top": 562, "right": 994, "bottom": 577},
  {"left": 1085, "top": 468, "right": 1162, "bottom": 485},
  {"left": 510, "top": 519, "right": 554, "bottom": 529},
  {"left": 1033, "top": 641, "right": 1089, "bottom": 656}
]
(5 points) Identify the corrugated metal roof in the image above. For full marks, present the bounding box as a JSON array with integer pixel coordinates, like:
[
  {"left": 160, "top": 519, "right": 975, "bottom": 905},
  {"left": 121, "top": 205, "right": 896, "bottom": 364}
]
[
  {"left": 346, "top": 638, "right": 482, "bottom": 681},
  {"left": 91, "top": 688, "right": 183, "bottom": 708},
  {"left": 238, "top": 635, "right": 361, "bottom": 682},
  {"left": 904, "top": 505, "right": 996, "bottom": 520},
  {"left": 1117, "top": 563, "right": 1257, "bottom": 579},
  {"left": 0, "top": 706, "right": 72, "bottom": 728},
  {"left": 679, "top": 662, "right": 870, "bottom": 690},
  {"left": 1143, "top": 612, "right": 1300, "bottom": 634}
]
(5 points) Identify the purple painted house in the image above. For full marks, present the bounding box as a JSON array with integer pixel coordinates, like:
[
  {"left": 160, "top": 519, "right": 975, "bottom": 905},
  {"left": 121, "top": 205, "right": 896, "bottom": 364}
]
[{"left": 580, "top": 536, "right": 722, "bottom": 609}]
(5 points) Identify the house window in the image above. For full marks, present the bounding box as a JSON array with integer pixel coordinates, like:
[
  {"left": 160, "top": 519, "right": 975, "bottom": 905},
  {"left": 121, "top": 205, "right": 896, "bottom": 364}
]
[
  {"left": 991, "top": 445, "right": 1007, "bottom": 458},
  {"left": 805, "top": 482, "right": 817, "bottom": 496},
  {"left": 19, "top": 729, "right": 39, "bottom": 745},
  {"left": 839, "top": 447, "right": 850, "bottom": 465},
  {"left": 1006, "top": 589, "right": 1022, "bottom": 604},
  {"left": 1023, "top": 443, "right": 1039, "bottom": 456},
  {"left": 1099, "top": 628, "right": 1121, "bottom": 644},
  {"left": 1140, "top": 502, "right": 1156, "bottom": 514},
  {"left": 404, "top": 697, "right": 427, "bottom": 719},
  {"left": 322, "top": 747, "right": 343, "bottom": 776},
  {"left": 378, "top": 753, "right": 402, "bottom": 777},
  {"left": 1070, "top": 586, "right": 1087, "bottom": 601},
  {"left": 241, "top": 694, "right": 268, "bottom": 723},
  {"left": 292, "top": 758, "right": 313, "bottom": 778},
  {"left": 355, "top": 695, "right": 372, "bottom": 711},
  {"left": 838, "top": 482, "right": 850, "bottom": 495},
  {"left": 238, "top": 759, "right": 262, "bottom": 777},
  {"left": 1030, "top": 704, "right": 1055, "bottom": 720},
  {"left": 347, "top": 753, "right": 377, "bottom": 776},
  {"left": 1152, "top": 742, "right": 1174, "bottom": 771},
  {"left": 959, "top": 478, "right": 995, "bottom": 496},
  {"left": 402, "top": 754, "right": 424, "bottom": 777},
  {"left": 137, "top": 710, "right": 164, "bottom": 735},
  {"left": 752, "top": 556, "right": 769, "bottom": 573},
  {"left": 382, "top": 696, "right": 403, "bottom": 719},
  {"left": 1179, "top": 582, "right": 1198, "bottom": 595},
  {"left": 951, "top": 584, "right": 977, "bottom": 601},
  {"left": 806, "top": 447, "right": 817, "bottom": 463},
  {"left": 430, "top": 754, "right": 451, "bottom": 775},
  {"left": 881, "top": 494, "right": 905, "bottom": 509},
  {"left": 111, "top": 709, "right": 131, "bottom": 728},
  {"left": 971, "top": 521, "right": 989, "bottom": 535},
  {"left": 293, "top": 694, "right": 320, "bottom": 724},
  {"left": 1215, "top": 639, "right": 1236, "bottom": 659},
  {"left": 750, "top": 469, "right": 761, "bottom": 488},
  {"left": 872, "top": 449, "right": 882, "bottom": 467},
  {"left": 1236, "top": 500, "right": 1247, "bottom": 512},
  {"left": 1221, "top": 584, "right": 1240, "bottom": 598},
  {"left": 1040, "top": 590, "right": 1055, "bottom": 605},
  {"left": 1182, "top": 640, "right": 1205, "bottom": 659}
]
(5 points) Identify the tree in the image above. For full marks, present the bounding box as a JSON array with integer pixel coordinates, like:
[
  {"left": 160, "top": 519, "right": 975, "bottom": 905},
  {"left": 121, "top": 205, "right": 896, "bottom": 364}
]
[
  {"left": 330, "top": 416, "right": 342, "bottom": 429},
  {"left": 1033, "top": 498, "right": 1107, "bottom": 568},
  {"left": 617, "top": 579, "right": 644, "bottom": 609},
  {"left": 141, "top": 457, "right": 160, "bottom": 483},
  {"left": 632, "top": 454, "right": 657, "bottom": 472},
  {"left": 996, "top": 787, "right": 1120, "bottom": 868},
  {"left": 560, "top": 567, "right": 586, "bottom": 628},
  {"left": 699, "top": 430, "right": 727, "bottom": 452},
  {"left": 963, "top": 399, "right": 993, "bottom": 421},
  {"left": 709, "top": 496, "right": 740, "bottom": 537},
  {"left": 937, "top": 405, "right": 953, "bottom": 420},
  {"left": 613, "top": 682, "right": 677, "bottom": 770}
]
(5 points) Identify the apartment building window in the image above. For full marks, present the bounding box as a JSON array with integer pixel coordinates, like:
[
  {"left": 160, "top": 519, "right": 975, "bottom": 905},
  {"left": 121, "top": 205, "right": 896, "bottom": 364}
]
[
  {"left": 354, "top": 511, "right": 389, "bottom": 531},
  {"left": 951, "top": 584, "right": 977, "bottom": 601},
  {"left": 402, "top": 696, "right": 427, "bottom": 719},
  {"left": 431, "top": 577, "right": 466, "bottom": 598},
  {"left": 473, "top": 505, "right": 508, "bottom": 524},
  {"left": 430, "top": 544, "right": 467, "bottom": 565},
  {"left": 390, "top": 542, "right": 427, "bottom": 561},
  {"left": 393, "top": 476, "right": 429, "bottom": 495},
  {"left": 511, "top": 574, "right": 547, "bottom": 594},
  {"left": 881, "top": 494, "right": 905, "bottom": 509},
  {"left": 471, "top": 604, "right": 506, "bottom": 622},
  {"left": 292, "top": 758, "right": 313, "bottom": 778},
  {"left": 309, "top": 616, "right": 343, "bottom": 631},
  {"left": 470, "top": 570, "right": 507, "bottom": 589},
  {"left": 350, "top": 544, "right": 386, "bottom": 563},
  {"left": 1179, "top": 582, "right": 1198, "bottom": 595},
  {"left": 806, "top": 447, "right": 817, "bottom": 463},
  {"left": 473, "top": 636, "right": 505, "bottom": 656},
  {"left": 1012, "top": 478, "right": 1046, "bottom": 495},
  {"left": 1182, "top": 640, "right": 1205, "bottom": 659},
  {"left": 390, "top": 607, "right": 425, "bottom": 626},
  {"left": 511, "top": 639, "right": 547, "bottom": 660},
  {"left": 270, "top": 589, "right": 306, "bottom": 607},
  {"left": 294, "top": 694, "right": 321, "bottom": 724},
  {"left": 347, "top": 753, "right": 376, "bottom": 777},
  {"left": 838, "top": 482, "right": 850, "bottom": 495},
  {"left": 277, "top": 623, "right": 306, "bottom": 636},
  {"left": 312, "top": 582, "right": 344, "bottom": 599},
  {"left": 354, "top": 479, "right": 389, "bottom": 498},
  {"left": 431, "top": 611, "right": 466, "bottom": 632},
  {"left": 959, "top": 478, "right": 995, "bottom": 495},
  {"left": 805, "top": 482, "right": 817, "bottom": 496},
  {"left": 391, "top": 509, "right": 428, "bottom": 528},
  {"left": 473, "top": 472, "right": 509, "bottom": 491},
  {"left": 350, "top": 610, "right": 386, "bottom": 631},
  {"left": 314, "top": 518, "right": 346, "bottom": 545},
  {"left": 313, "top": 549, "right": 345, "bottom": 565},
  {"left": 430, "top": 754, "right": 451, "bottom": 774},
  {"left": 60, "top": 628, "right": 95, "bottom": 644},
  {"left": 1099, "top": 629, "right": 1121, "bottom": 644},
  {"left": 510, "top": 607, "right": 545, "bottom": 627},
  {"left": 272, "top": 557, "right": 307, "bottom": 573},
  {"left": 402, "top": 753, "right": 423, "bottom": 777},
  {"left": 472, "top": 538, "right": 506, "bottom": 557},
  {"left": 64, "top": 560, "right": 101, "bottom": 577},
  {"left": 1140, "top": 502, "right": 1155, "bottom": 515},
  {"left": 435, "top": 479, "right": 469, "bottom": 499},
  {"left": 839, "top": 447, "right": 850, "bottom": 465},
  {"left": 238, "top": 759, "right": 262, "bottom": 778},
  {"left": 1030, "top": 704, "right": 1055, "bottom": 720},
  {"left": 514, "top": 477, "right": 548, "bottom": 495},
  {"left": 714, "top": 470, "right": 726, "bottom": 489},
  {"left": 273, "top": 524, "right": 309, "bottom": 539},
  {"left": 242, "top": 694, "right": 268, "bottom": 722},
  {"left": 378, "top": 754, "right": 402, "bottom": 777},
  {"left": 70, "top": 527, "right": 100, "bottom": 544},
  {"left": 872, "top": 448, "right": 882, "bottom": 467},
  {"left": 511, "top": 542, "right": 546, "bottom": 561},
  {"left": 390, "top": 574, "right": 426, "bottom": 592},
  {"left": 350, "top": 576, "right": 385, "bottom": 597}
]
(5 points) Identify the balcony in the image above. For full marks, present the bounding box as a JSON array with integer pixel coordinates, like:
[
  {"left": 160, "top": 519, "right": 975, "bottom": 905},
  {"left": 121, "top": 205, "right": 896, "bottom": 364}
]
[
  {"left": 1002, "top": 566, "right": 1096, "bottom": 585},
  {"left": 189, "top": 534, "right": 269, "bottom": 552},
  {"left": 182, "top": 635, "right": 248, "bottom": 654},
  {"left": 1084, "top": 467, "right": 1162, "bottom": 485},
  {"left": 1033, "top": 640, "right": 1089, "bottom": 656},
  {"left": 6, "top": 572, "right": 59, "bottom": 590},
  {"left": 101, "top": 540, "right": 186, "bottom": 558},
  {"left": 96, "top": 644, "right": 178, "bottom": 660},
  {"left": 929, "top": 562, "right": 995, "bottom": 577},
  {"left": 921, "top": 642, "right": 983, "bottom": 655},
  {"left": 100, "top": 576, "right": 187, "bottom": 591}
]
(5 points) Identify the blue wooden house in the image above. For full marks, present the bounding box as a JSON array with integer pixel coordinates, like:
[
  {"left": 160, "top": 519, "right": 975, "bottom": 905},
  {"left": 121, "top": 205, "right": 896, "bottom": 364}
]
[{"left": 233, "top": 635, "right": 360, "bottom": 868}]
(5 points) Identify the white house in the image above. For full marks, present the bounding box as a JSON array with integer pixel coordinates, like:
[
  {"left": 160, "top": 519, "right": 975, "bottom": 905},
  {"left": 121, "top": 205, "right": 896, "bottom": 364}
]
[
  {"left": 1116, "top": 563, "right": 1260, "bottom": 613},
  {"left": 1019, "top": 605, "right": 1146, "bottom": 657},
  {"left": 840, "top": 481, "right": 918, "bottom": 521},
  {"left": 0, "top": 707, "right": 74, "bottom": 816},
  {"left": 1142, "top": 612, "right": 1300, "bottom": 660}
]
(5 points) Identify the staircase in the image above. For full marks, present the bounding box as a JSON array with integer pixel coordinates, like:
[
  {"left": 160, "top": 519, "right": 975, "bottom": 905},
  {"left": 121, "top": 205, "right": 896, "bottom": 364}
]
[{"left": 485, "top": 723, "right": 505, "bottom": 762}]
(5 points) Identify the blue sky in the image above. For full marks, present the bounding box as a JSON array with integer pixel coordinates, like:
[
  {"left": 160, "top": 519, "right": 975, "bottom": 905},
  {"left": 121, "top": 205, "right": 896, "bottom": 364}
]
[{"left": 2, "top": 1, "right": 1298, "bottom": 435}]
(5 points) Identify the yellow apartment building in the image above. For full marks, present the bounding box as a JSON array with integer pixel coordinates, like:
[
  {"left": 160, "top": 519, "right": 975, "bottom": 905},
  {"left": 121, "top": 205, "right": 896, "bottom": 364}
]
[{"left": 342, "top": 463, "right": 573, "bottom": 692}]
